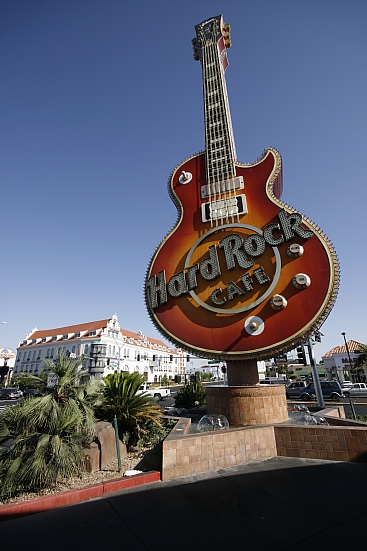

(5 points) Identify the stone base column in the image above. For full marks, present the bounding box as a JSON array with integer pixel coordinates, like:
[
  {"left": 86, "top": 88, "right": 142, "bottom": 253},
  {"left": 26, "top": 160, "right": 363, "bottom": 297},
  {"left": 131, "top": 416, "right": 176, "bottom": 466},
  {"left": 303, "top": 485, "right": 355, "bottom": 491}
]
[
  {"left": 226, "top": 359, "right": 259, "bottom": 386},
  {"left": 206, "top": 385, "right": 288, "bottom": 426}
]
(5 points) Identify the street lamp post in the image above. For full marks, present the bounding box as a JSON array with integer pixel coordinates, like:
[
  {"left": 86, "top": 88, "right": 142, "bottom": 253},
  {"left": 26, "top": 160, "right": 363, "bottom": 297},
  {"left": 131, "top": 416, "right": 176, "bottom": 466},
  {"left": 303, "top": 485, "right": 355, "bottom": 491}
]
[
  {"left": 307, "top": 337, "right": 324, "bottom": 408},
  {"left": 341, "top": 332, "right": 354, "bottom": 380}
]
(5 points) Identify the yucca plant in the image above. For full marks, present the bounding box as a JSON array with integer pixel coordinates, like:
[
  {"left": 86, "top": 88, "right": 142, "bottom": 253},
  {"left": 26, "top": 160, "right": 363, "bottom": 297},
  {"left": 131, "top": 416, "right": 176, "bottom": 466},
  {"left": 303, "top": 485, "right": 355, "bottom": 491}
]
[
  {"left": 95, "top": 372, "right": 163, "bottom": 449},
  {"left": 0, "top": 351, "right": 101, "bottom": 499},
  {"left": 175, "top": 380, "right": 206, "bottom": 409}
]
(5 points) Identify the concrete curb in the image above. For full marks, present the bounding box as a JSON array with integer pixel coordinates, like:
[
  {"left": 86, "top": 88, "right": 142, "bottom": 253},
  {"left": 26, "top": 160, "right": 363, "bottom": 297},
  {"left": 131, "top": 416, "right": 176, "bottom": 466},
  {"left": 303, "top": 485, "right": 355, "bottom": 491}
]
[{"left": 0, "top": 470, "right": 161, "bottom": 520}]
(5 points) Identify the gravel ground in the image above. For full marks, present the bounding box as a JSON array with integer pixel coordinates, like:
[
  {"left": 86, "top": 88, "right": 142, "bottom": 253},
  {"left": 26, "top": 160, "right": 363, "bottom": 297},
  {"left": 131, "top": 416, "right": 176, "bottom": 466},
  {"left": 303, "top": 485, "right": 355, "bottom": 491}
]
[{"left": 0, "top": 443, "right": 162, "bottom": 506}]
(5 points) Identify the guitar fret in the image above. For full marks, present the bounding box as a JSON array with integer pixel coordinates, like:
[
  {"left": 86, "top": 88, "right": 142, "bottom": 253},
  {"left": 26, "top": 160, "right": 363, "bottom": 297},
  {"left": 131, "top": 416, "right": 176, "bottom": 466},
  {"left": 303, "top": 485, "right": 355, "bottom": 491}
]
[{"left": 201, "top": 39, "right": 236, "bottom": 183}]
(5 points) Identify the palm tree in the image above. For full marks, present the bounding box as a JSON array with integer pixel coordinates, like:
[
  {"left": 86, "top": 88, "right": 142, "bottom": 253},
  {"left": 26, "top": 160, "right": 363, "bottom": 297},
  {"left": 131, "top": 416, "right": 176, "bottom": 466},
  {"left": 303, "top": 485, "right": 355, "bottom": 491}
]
[
  {"left": 354, "top": 345, "right": 367, "bottom": 380},
  {"left": 0, "top": 351, "right": 101, "bottom": 499},
  {"left": 95, "top": 372, "right": 162, "bottom": 448}
]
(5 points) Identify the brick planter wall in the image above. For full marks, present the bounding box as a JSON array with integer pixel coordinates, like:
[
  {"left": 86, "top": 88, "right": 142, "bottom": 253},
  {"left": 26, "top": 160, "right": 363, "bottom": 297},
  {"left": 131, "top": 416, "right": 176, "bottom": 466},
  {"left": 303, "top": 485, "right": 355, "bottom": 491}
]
[
  {"left": 274, "top": 425, "right": 367, "bottom": 461},
  {"left": 162, "top": 425, "right": 277, "bottom": 481}
]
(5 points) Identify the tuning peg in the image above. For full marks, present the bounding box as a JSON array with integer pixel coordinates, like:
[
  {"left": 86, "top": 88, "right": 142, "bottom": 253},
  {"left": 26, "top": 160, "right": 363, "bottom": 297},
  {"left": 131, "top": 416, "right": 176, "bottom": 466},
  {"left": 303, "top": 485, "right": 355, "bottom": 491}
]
[
  {"left": 193, "top": 48, "right": 200, "bottom": 61},
  {"left": 223, "top": 23, "right": 231, "bottom": 48},
  {"left": 191, "top": 37, "right": 197, "bottom": 46}
]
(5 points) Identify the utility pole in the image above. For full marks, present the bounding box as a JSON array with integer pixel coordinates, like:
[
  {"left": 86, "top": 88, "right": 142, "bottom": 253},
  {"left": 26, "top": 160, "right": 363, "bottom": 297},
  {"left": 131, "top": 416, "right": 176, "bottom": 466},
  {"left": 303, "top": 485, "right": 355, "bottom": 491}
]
[{"left": 307, "top": 336, "right": 324, "bottom": 408}]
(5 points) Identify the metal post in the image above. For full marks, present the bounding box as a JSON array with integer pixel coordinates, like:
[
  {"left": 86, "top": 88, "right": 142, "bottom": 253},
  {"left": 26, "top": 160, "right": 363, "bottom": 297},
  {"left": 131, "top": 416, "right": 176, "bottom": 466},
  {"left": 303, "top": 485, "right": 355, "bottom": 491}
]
[
  {"left": 113, "top": 415, "right": 122, "bottom": 472},
  {"left": 342, "top": 332, "right": 353, "bottom": 380},
  {"left": 349, "top": 398, "right": 357, "bottom": 420},
  {"left": 307, "top": 338, "right": 324, "bottom": 408}
]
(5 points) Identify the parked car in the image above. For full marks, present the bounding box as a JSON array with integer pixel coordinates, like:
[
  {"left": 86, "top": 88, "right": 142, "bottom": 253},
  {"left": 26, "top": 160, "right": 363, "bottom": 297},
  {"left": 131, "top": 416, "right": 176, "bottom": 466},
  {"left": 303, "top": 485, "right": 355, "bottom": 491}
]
[
  {"left": 300, "top": 380, "right": 343, "bottom": 402},
  {"left": 343, "top": 383, "right": 367, "bottom": 398},
  {"left": 286, "top": 381, "right": 308, "bottom": 399},
  {"left": 0, "top": 388, "right": 23, "bottom": 400},
  {"left": 341, "top": 381, "right": 353, "bottom": 390},
  {"left": 23, "top": 388, "right": 44, "bottom": 398}
]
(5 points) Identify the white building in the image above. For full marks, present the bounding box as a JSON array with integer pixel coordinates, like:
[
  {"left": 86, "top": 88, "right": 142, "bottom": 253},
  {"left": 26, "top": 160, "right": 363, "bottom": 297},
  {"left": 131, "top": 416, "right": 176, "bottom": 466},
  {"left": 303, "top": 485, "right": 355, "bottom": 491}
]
[
  {"left": 14, "top": 314, "right": 185, "bottom": 383},
  {"left": 322, "top": 340, "right": 365, "bottom": 383},
  {"left": 0, "top": 347, "right": 16, "bottom": 384},
  {"left": 186, "top": 359, "right": 267, "bottom": 381}
]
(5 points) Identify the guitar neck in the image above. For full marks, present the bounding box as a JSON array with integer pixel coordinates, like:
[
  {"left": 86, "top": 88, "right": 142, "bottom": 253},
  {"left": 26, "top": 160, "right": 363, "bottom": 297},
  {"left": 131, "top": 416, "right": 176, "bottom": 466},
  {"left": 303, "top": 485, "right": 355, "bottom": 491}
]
[{"left": 202, "top": 36, "right": 237, "bottom": 184}]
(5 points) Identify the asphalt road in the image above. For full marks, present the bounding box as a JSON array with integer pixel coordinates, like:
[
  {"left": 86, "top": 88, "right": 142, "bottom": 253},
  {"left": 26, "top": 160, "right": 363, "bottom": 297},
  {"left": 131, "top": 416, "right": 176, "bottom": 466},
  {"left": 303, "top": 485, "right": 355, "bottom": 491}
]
[{"left": 0, "top": 398, "right": 21, "bottom": 412}]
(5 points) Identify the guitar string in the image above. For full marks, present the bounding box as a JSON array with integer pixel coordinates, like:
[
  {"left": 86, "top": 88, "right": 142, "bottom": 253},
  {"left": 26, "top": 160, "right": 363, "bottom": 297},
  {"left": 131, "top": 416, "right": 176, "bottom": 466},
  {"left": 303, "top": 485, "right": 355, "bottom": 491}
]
[
  {"left": 217, "top": 39, "right": 238, "bottom": 225},
  {"left": 206, "top": 35, "right": 237, "bottom": 227},
  {"left": 206, "top": 37, "right": 222, "bottom": 226},
  {"left": 202, "top": 36, "right": 213, "bottom": 228}
]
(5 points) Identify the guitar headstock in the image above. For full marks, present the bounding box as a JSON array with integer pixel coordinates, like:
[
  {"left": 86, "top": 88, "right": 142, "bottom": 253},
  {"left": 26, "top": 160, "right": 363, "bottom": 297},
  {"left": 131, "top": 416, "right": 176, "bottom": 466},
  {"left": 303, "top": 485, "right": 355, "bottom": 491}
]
[{"left": 192, "top": 15, "right": 231, "bottom": 61}]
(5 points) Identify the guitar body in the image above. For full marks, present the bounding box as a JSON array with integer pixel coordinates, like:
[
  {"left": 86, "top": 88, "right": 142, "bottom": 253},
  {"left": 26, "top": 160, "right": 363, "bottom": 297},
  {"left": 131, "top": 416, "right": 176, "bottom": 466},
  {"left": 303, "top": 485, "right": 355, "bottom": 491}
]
[{"left": 145, "top": 15, "right": 339, "bottom": 360}]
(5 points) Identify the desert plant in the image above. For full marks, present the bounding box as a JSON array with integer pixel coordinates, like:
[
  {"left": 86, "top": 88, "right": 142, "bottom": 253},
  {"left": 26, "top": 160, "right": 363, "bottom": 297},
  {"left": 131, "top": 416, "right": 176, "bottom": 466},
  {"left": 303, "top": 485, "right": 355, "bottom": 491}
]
[
  {"left": 0, "top": 351, "right": 101, "bottom": 499},
  {"left": 175, "top": 380, "right": 206, "bottom": 409},
  {"left": 95, "top": 372, "right": 163, "bottom": 449}
]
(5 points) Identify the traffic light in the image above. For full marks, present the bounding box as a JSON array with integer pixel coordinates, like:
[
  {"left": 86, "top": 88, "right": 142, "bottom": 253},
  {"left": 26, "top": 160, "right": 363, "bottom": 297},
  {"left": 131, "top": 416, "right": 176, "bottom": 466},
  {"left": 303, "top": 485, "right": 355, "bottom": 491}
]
[
  {"left": 152, "top": 355, "right": 156, "bottom": 361},
  {"left": 297, "top": 346, "right": 307, "bottom": 365},
  {"left": 186, "top": 355, "right": 190, "bottom": 362},
  {"left": 221, "top": 366, "right": 227, "bottom": 373},
  {"left": 169, "top": 355, "right": 173, "bottom": 362},
  {"left": 137, "top": 354, "right": 140, "bottom": 361}
]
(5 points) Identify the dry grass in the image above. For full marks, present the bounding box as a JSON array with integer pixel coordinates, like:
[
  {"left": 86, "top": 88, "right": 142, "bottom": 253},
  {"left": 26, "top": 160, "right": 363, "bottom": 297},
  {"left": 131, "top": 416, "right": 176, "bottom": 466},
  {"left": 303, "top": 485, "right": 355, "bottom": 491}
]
[{"left": 0, "top": 443, "right": 162, "bottom": 506}]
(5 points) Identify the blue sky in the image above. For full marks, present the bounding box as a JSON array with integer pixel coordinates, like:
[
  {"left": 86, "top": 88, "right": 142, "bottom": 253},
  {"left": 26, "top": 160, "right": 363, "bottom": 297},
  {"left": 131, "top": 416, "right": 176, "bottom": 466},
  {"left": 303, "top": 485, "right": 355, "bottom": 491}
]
[{"left": 1, "top": 0, "right": 366, "bottom": 362}]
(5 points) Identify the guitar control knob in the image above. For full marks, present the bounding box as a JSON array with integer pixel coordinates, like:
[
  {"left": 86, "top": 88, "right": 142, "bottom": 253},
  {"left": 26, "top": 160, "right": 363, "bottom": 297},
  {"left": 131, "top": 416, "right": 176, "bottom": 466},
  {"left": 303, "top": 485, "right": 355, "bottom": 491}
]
[
  {"left": 179, "top": 171, "right": 192, "bottom": 184},
  {"left": 292, "top": 273, "right": 311, "bottom": 289},
  {"left": 270, "top": 295, "right": 287, "bottom": 310},
  {"left": 287, "top": 243, "right": 304, "bottom": 258},
  {"left": 244, "top": 316, "right": 264, "bottom": 335}
]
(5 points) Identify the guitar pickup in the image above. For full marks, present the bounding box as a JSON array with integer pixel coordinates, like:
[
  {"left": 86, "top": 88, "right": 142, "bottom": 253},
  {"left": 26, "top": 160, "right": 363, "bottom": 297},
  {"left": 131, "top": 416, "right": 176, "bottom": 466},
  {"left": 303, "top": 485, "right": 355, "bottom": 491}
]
[
  {"left": 201, "top": 194, "right": 247, "bottom": 222},
  {"left": 201, "top": 176, "right": 244, "bottom": 198}
]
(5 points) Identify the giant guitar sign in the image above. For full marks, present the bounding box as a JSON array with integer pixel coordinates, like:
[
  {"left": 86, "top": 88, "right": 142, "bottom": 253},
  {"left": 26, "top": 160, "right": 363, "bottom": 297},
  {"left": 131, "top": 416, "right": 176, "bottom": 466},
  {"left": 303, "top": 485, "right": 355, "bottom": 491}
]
[{"left": 145, "top": 15, "right": 339, "bottom": 361}]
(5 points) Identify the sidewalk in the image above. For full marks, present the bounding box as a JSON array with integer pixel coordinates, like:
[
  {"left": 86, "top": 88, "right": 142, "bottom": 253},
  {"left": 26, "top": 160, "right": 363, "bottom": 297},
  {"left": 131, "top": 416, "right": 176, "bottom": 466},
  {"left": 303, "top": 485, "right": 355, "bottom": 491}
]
[{"left": 1, "top": 456, "right": 367, "bottom": 550}]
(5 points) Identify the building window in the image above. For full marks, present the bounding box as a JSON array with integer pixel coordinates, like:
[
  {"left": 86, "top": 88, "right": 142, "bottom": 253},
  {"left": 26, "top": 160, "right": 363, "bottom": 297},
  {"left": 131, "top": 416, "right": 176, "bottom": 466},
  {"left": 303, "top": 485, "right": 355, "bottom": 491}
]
[
  {"left": 108, "top": 345, "right": 111, "bottom": 356},
  {"left": 75, "top": 332, "right": 80, "bottom": 338},
  {"left": 52, "top": 336, "right": 57, "bottom": 341},
  {"left": 42, "top": 337, "right": 46, "bottom": 343},
  {"left": 46, "top": 349, "right": 50, "bottom": 358},
  {"left": 51, "top": 348, "right": 54, "bottom": 358},
  {"left": 89, "top": 331, "right": 96, "bottom": 336},
  {"left": 63, "top": 334, "right": 68, "bottom": 340},
  {"left": 72, "top": 345, "right": 76, "bottom": 354},
  {"left": 84, "top": 345, "right": 89, "bottom": 355}
]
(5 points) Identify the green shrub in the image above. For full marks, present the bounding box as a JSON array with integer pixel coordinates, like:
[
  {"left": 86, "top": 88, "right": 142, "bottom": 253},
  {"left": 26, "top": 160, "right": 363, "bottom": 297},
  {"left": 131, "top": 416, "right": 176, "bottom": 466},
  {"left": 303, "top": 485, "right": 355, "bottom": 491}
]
[
  {"left": 0, "top": 351, "right": 100, "bottom": 499},
  {"left": 175, "top": 381, "right": 206, "bottom": 409},
  {"left": 95, "top": 372, "right": 163, "bottom": 449}
]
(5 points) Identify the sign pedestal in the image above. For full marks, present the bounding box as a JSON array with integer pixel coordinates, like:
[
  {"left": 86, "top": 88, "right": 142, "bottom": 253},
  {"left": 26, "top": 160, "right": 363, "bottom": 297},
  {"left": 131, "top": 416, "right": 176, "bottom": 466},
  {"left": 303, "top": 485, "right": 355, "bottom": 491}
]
[{"left": 207, "top": 360, "right": 288, "bottom": 426}]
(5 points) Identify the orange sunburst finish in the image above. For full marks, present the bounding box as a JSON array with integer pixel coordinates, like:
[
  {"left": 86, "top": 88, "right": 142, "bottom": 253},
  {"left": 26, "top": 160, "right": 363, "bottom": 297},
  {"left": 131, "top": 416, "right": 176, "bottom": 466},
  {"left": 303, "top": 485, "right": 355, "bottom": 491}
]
[{"left": 144, "top": 15, "right": 339, "bottom": 360}]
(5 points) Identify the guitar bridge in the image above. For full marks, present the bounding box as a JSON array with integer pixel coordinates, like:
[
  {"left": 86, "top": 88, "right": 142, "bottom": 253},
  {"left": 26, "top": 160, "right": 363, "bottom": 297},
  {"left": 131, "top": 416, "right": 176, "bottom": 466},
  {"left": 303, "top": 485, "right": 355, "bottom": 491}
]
[
  {"left": 201, "top": 194, "right": 247, "bottom": 222},
  {"left": 201, "top": 176, "right": 244, "bottom": 198}
]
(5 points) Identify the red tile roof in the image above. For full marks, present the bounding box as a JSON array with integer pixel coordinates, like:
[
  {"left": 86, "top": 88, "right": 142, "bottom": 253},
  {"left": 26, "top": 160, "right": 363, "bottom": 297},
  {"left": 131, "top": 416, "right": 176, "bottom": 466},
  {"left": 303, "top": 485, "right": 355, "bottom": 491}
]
[
  {"left": 323, "top": 340, "right": 365, "bottom": 357},
  {"left": 21, "top": 319, "right": 173, "bottom": 351},
  {"left": 28, "top": 320, "right": 110, "bottom": 339}
]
